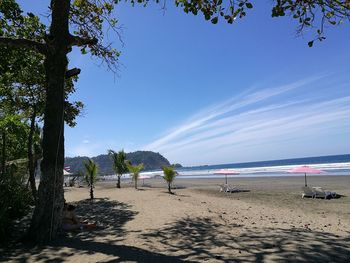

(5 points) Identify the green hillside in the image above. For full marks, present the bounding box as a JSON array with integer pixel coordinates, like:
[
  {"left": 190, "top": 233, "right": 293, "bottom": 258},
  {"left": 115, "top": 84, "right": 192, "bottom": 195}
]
[{"left": 64, "top": 151, "right": 173, "bottom": 175}]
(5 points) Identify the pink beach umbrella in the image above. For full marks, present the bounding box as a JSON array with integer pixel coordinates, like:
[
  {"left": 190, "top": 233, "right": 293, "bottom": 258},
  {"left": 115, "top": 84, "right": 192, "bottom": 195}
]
[
  {"left": 213, "top": 169, "right": 240, "bottom": 184},
  {"left": 288, "top": 166, "right": 323, "bottom": 187}
]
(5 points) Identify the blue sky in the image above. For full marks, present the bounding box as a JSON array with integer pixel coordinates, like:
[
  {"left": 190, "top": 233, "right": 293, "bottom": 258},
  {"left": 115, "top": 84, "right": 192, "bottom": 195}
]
[{"left": 18, "top": 1, "right": 350, "bottom": 166}]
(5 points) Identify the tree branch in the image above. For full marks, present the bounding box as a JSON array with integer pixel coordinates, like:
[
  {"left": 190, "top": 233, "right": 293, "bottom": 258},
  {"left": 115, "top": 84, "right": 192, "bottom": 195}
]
[
  {"left": 65, "top": 68, "right": 81, "bottom": 79},
  {"left": 69, "top": 35, "right": 98, "bottom": 47},
  {"left": 0, "top": 37, "right": 47, "bottom": 54}
]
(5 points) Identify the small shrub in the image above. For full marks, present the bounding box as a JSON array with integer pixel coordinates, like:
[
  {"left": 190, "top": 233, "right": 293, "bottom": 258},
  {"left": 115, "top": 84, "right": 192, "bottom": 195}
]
[
  {"left": 162, "top": 166, "right": 177, "bottom": 194},
  {"left": 0, "top": 168, "right": 33, "bottom": 243}
]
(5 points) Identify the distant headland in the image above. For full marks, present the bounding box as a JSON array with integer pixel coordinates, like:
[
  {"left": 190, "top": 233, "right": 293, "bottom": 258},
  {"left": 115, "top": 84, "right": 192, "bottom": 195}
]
[{"left": 65, "top": 151, "right": 182, "bottom": 175}]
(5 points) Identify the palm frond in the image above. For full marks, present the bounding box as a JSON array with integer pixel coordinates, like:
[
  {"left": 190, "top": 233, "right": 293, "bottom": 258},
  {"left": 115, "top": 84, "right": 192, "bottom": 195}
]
[
  {"left": 126, "top": 163, "right": 144, "bottom": 181},
  {"left": 84, "top": 158, "right": 98, "bottom": 185},
  {"left": 108, "top": 149, "right": 128, "bottom": 175},
  {"left": 162, "top": 166, "right": 177, "bottom": 183}
]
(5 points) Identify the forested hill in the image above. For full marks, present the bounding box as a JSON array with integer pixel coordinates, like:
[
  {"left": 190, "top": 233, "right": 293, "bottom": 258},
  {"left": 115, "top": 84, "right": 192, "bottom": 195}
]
[{"left": 64, "top": 151, "right": 172, "bottom": 175}]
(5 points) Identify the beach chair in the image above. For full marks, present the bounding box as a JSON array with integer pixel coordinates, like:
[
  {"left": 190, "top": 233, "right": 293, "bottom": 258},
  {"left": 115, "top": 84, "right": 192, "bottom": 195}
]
[
  {"left": 312, "top": 187, "right": 335, "bottom": 199},
  {"left": 301, "top": 186, "right": 316, "bottom": 198},
  {"left": 220, "top": 184, "right": 240, "bottom": 193},
  {"left": 219, "top": 184, "right": 227, "bottom": 192}
]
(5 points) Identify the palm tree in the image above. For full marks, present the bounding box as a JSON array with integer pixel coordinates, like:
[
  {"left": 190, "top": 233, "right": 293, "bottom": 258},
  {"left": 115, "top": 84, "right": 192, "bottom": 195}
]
[
  {"left": 162, "top": 166, "right": 177, "bottom": 194},
  {"left": 126, "top": 163, "right": 144, "bottom": 189},
  {"left": 84, "top": 159, "right": 98, "bottom": 199},
  {"left": 108, "top": 149, "right": 128, "bottom": 188}
]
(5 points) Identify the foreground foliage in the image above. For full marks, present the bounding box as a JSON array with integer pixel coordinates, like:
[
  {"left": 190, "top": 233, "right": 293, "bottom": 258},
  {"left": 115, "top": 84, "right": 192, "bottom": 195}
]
[
  {"left": 0, "top": 115, "right": 35, "bottom": 243},
  {"left": 0, "top": 164, "right": 33, "bottom": 243},
  {"left": 0, "top": 3, "right": 83, "bottom": 201}
]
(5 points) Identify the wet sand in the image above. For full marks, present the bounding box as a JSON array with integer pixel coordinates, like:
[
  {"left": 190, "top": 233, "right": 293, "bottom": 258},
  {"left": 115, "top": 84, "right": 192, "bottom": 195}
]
[{"left": 2, "top": 175, "right": 350, "bottom": 262}]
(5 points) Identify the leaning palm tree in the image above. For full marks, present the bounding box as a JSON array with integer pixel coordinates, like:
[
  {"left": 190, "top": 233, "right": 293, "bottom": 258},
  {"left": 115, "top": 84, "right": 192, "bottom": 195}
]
[
  {"left": 126, "top": 163, "right": 144, "bottom": 190},
  {"left": 108, "top": 149, "right": 128, "bottom": 188},
  {"left": 84, "top": 159, "right": 98, "bottom": 199},
  {"left": 162, "top": 166, "right": 177, "bottom": 194}
]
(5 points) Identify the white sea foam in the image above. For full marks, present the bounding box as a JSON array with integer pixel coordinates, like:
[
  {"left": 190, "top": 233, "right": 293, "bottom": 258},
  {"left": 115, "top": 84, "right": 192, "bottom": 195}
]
[{"left": 100, "top": 162, "right": 350, "bottom": 180}]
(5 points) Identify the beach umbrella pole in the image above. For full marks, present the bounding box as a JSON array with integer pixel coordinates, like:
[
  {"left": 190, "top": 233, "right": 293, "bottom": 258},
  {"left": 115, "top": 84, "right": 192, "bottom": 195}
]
[
  {"left": 225, "top": 174, "right": 227, "bottom": 185},
  {"left": 305, "top": 173, "right": 307, "bottom": 187}
]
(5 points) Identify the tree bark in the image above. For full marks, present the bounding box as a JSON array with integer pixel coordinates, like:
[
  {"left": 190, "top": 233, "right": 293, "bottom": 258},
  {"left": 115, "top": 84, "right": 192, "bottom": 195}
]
[
  {"left": 90, "top": 174, "right": 94, "bottom": 199},
  {"left": 27, "top": 107, "right": 37, "bottom": 201},
  {"left": 168, "top": 183, "right": 171, "bottom": 194},
  {"left": 26, "top": 0, "right": 70, "bottom": 243},
  {"left": 1, "top": 130, "right": 6, "bottom": 177},
  {"left": 117, "top": 175, "right": 121, "bottom": 188},
  {"left": 0, "top": 37, "right": 47, "bottom": 54}
]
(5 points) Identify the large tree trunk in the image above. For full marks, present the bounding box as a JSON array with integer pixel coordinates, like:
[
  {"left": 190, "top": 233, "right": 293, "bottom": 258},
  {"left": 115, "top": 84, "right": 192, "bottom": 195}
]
[
  {"left": 27, "top": 108, "right": 37, "bottom": 201},
  {"left": 27, "top": 0, "right": 70, "bottom": 243},
  {"left": 0, "top": 130, "right": 5, "bottom": 176}
]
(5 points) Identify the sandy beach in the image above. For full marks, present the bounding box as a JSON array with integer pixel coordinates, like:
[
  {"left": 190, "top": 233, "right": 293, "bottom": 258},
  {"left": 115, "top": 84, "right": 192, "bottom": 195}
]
[{"left": 2, "top": 175, "right": 350, "bottom": 262}]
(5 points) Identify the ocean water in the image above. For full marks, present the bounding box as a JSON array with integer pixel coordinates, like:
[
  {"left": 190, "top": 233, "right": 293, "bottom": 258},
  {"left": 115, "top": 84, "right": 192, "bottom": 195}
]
[{"left": 102, "top": 154, "right": 350, "bottom": 180}]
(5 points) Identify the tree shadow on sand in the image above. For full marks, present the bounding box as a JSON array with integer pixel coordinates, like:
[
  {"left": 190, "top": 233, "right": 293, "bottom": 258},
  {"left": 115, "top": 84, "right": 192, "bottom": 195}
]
[
  {"left": 64, "top": 198, "right": 137, "bottom": 241},
  {"left": 140, "top": 216, "right": 350, "bottom": 262},
  {"left": 1, "top": 198, "right": 189, "bottom": 262}
]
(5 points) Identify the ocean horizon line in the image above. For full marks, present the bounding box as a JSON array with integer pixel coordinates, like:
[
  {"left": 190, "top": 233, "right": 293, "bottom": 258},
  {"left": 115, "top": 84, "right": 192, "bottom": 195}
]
[{"left": 180, "top": 153, "right": 350, "bottom": 170}]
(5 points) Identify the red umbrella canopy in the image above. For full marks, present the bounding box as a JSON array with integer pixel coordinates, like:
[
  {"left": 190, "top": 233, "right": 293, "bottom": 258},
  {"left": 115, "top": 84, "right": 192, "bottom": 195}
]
[{"left": 288, "top": 166, "right": 323, "bottom": 174}]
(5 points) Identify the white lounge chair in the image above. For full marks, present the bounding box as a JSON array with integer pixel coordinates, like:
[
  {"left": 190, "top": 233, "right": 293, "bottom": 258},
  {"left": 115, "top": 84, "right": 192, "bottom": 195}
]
[
  {"left": 312, "top": 187, "right": 336, "bottom": 199},
  {"left": 220, "top": 184, "right": 240, "bottom": 193},
  {"left": 302, "top": 186, "right": 316, "bottom": 198}
]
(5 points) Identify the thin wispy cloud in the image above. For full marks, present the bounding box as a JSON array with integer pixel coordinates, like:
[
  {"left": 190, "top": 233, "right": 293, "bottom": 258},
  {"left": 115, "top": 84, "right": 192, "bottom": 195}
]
[
  {"left": 66, "top": 138, "right": 137, "bottom": 157},
  {"left": 144, "top": 75, "right": 350, "bottom": 165},
  {"left": 67, "top": 142, "right": 105, "bottom": 157}
]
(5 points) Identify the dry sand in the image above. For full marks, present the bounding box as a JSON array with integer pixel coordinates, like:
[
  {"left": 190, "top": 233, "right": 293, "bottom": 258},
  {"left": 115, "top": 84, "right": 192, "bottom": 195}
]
[{"left": 2, "top": 175, "right": 350, "bottom": 262}]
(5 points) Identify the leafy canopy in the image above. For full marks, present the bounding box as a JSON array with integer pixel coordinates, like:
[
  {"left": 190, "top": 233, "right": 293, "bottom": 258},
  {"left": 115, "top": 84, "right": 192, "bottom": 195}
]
[
  {"left": 0, "top": 1, "right": 84, "bottom": 126},
  {"left": 0, "top": 115, "right": 29, "bottom": 161}
]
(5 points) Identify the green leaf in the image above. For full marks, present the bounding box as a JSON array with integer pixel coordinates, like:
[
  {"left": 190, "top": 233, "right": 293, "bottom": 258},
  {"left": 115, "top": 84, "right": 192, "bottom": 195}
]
[
  {"left": 308, "top": 41, "right": 314, "bottom": 47},
  {"left": 246, "top": 3, "right": 253, "bottom": 9},
  {"left": 211, "top": 17, "right": 218, "bottom": 24}
]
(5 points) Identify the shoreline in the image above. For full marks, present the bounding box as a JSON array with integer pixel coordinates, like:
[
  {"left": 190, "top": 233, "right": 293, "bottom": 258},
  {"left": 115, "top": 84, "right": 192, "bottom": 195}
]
[
  {"left": 98, "top": 173, "right": 350, "bottom": 181},
  {"left": 100, "top": 174, "right": 350, "bottom": 188}
]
